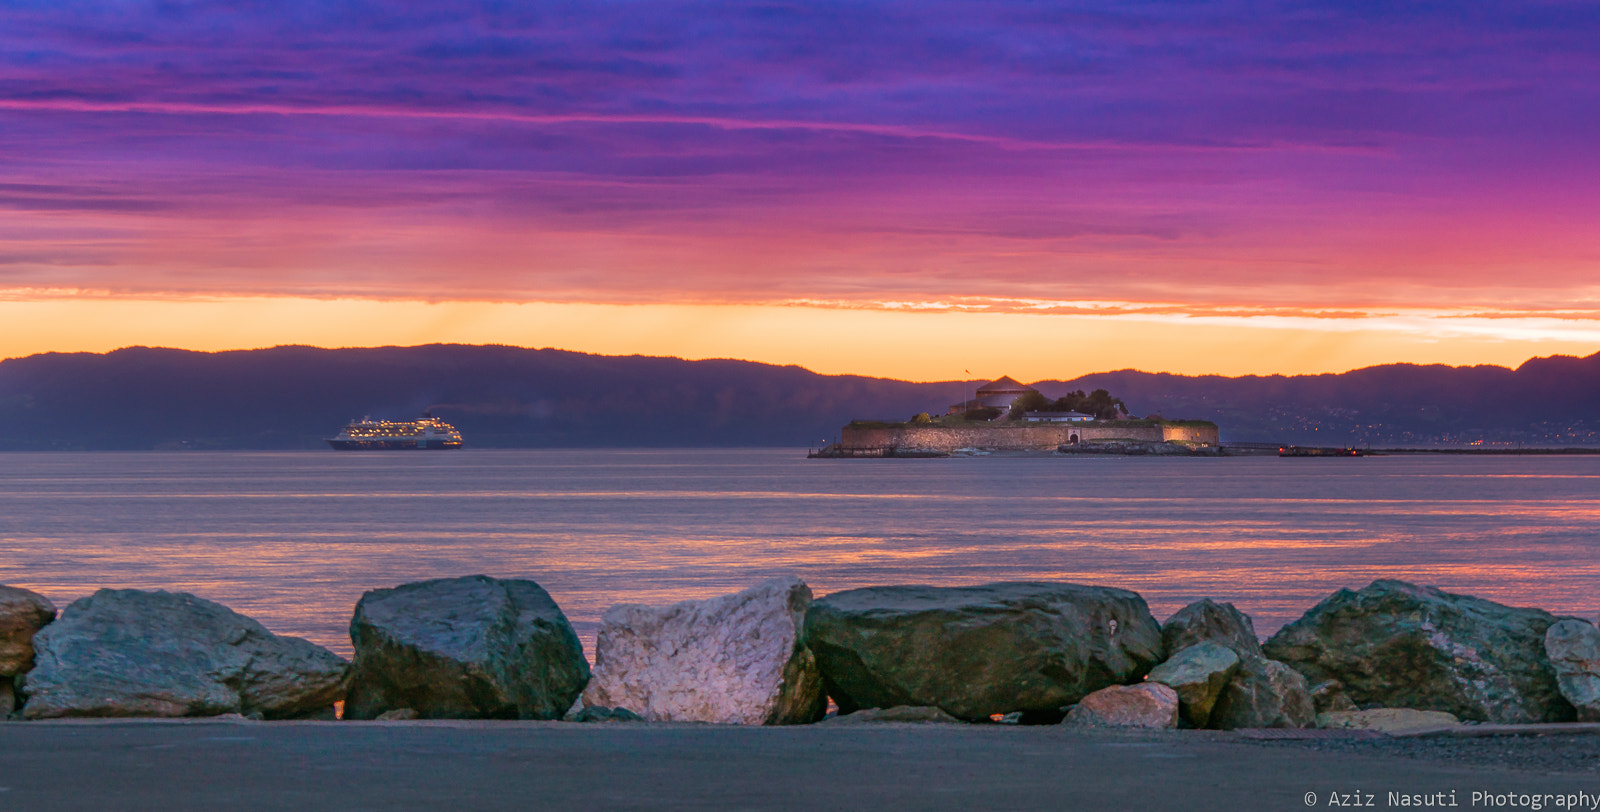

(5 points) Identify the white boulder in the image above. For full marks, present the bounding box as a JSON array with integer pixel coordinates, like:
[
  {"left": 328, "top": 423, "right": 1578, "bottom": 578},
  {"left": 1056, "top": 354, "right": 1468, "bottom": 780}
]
[{"left": 581, "top": 576, "right": 826, "bottom": 725}]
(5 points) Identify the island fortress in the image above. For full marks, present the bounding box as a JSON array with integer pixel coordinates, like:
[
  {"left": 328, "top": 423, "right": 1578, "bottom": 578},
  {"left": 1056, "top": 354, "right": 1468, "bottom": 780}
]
[{"left": 823, "top": 376, "right": 1220, "bottom": 456}]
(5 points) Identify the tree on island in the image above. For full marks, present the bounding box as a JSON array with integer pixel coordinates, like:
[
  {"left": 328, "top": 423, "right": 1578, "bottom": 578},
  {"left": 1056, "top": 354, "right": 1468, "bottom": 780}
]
[
  {"left": 1007, "top": 391, "right": 1049, "bottom": 419},
  {"left": 1061, "top": 389, "right": 1129, "bottom": 420},
  {"left": 1008, "top": 388, "right": 1129, "bottom": 420}
]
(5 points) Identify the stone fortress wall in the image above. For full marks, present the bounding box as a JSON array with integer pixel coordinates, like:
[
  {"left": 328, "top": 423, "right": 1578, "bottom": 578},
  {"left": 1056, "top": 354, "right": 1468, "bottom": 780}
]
[
  {"left": 1153, "top": 424, "right": 1221, "bottom": 445},
  {"left": 839, "top": 421, "right": 1219, "bottom": 452}
]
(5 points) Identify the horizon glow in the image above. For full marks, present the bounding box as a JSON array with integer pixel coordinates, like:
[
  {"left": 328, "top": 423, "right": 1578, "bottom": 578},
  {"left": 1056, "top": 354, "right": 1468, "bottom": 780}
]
[
  {"left": 3, "top": 2, "right": 1598, "bottom": 378},
  {"left": 5, "top": 296, "right": 1599, "bottom": 381}
]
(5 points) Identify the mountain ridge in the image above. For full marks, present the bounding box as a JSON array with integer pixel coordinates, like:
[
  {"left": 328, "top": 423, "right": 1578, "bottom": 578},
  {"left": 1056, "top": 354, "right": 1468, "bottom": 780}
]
[{"left": 0, "top": 344, "right": 1595, "bottom": 449}]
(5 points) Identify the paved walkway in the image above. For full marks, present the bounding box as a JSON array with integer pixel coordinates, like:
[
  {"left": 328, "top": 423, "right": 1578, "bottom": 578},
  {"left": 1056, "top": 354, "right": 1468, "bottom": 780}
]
[{"left": 1, "top": 720, "right": 1596, "bottom": 811}]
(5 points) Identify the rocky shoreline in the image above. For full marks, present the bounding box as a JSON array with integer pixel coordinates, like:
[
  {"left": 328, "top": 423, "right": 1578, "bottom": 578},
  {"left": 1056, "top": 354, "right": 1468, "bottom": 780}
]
[{"left": 3, "top": 576, "right": 1597, "bottom": 740}]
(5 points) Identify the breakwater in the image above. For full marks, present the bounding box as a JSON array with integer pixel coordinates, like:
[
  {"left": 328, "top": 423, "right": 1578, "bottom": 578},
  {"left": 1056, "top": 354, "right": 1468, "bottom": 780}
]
[{"left": 4, "top": 576, "right": 1596, "bottom": 731}]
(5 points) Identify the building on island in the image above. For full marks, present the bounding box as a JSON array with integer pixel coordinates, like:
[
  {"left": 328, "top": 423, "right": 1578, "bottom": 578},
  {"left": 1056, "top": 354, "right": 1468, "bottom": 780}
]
[
  {"left": 817, "top": 374, "right": 1221, "bottom": 456},
  {"left": 1019, "top": 411, "right": 1094, "bottom": 423},
  {"left": 948, "top": 376, "right": 1039, "bottom": 414}
]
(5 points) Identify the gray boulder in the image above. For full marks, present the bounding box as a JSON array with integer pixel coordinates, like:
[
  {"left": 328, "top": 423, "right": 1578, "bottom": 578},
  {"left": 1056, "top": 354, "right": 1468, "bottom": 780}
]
[
  {"left": 1545, "top": 620, "right": 1600, "bottom": 721},
  {"left": 1146, "top": 641, "right": 1239, "bottom": 728},
  {"left": 1209, "top": 654, "right": 1314, "bottom": 729},
  {"left": 345, "top": 575, "right": 588, "bottom": 720},
  {"left": 0, "top": 585, "right": 57, "bottom": 676},
  {"left": 1162, "top": 599, "right": 1263, "bottom": 658},
  {"left": 1263, "top": 580, "right": 1574, "bottom": 723},
  {"left": 19, "top": 589, "right": 347, "bottom": 719},
  {"left": 803, "top": 582, "right": 1162, "bottom": 722}
]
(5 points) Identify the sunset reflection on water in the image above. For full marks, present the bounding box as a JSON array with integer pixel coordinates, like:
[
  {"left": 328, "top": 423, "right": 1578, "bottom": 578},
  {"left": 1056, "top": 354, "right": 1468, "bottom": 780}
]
[{"left": 0, "top": 449, "right": 1596, "bottom": 659}]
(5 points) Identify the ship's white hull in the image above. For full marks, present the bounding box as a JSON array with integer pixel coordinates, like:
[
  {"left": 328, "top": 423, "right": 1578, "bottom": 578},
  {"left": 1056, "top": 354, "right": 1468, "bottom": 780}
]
[{"left": 326, "top": 438, "right": 462, "bottom": 450}]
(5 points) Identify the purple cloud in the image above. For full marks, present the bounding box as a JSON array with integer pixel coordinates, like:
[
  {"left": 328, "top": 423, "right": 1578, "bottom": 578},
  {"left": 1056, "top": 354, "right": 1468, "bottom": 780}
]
[{"left": 0, "top": 1, "right": 1597, "bottom": 309}]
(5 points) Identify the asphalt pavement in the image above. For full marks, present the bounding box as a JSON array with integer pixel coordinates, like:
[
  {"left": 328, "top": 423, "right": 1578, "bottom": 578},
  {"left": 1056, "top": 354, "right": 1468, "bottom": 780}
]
[{"left": 1, "top": 719, "right": 1596, "bottom": 811}]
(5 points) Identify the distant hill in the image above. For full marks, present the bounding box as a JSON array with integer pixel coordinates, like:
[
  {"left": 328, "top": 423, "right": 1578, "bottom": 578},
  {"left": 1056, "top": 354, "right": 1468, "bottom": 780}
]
[
  {"left": 0, "top": 344, "right": 1596, "bottom": 449},
  {"left": 1044, "top": 353, "right": 1600, "bottom": 447},
  {"left": 0, "top": 345, "right": 942, "bottom": 450}
]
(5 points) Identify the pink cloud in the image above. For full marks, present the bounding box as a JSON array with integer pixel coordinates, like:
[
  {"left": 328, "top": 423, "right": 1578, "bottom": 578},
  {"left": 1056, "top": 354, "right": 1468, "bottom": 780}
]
[{"left": 1, "top": 1, "right": 1597, "bottom": 320}]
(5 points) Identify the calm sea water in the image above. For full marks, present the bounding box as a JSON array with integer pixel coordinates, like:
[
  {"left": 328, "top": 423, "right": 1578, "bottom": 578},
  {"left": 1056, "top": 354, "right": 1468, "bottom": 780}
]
[{"left": 1, "top": 449, "right": 1596, "bottom": 658}]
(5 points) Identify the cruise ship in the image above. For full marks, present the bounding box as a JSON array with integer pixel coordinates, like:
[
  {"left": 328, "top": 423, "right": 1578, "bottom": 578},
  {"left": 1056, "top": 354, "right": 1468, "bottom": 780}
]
[{"left": 326, "top": 412, "right": 464, "bottom": 450}]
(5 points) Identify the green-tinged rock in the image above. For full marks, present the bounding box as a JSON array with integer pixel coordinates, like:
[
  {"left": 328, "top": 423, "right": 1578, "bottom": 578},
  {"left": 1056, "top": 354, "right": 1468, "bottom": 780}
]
[
  {"left": 1210, "top": 655, "right": 1314, "bottom": 729},
  {"left": 345, "top": 575, "right": 589, "bottom": 721},
  {"left": 803, "top": 582, "right": 1162, "bottom": 722},
  {"left": 1147, "top": 642, "right": 1239, "bottom": 727},
  {"left": 1545, "top": 619, "right": 1600, "bottom": 721},
  {"left": 1264, "top": 579, "right": 1574, "bottom": 723},
  {"left": 19, "top": 589, "right": 347, "bottom": 720},
  {"left": 0, "top": 585, "right": 56, "bottom": 676},
  {"left": 1162, "top": 599, "right": 1263, "bottom": 658},
  {"left": 1062, "top": 683, "right": 1179, "bottom": 729}
]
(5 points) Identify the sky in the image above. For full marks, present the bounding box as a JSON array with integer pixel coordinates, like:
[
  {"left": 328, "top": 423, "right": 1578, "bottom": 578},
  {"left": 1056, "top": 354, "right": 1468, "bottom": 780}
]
[{"left": 3, "top": 1, "right": 1599, "bottom": 381}]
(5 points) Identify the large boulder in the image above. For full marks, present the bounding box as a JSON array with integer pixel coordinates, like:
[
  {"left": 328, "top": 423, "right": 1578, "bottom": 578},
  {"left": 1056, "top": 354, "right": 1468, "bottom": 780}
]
[
  {"left": 1063, "top": 683, "right": 1179, "bottom": 729},
  {"left": 803, "top": 582, "right": 1163, "bottom": 722},
  {"left": 1162, "top": 599, "right": 1262, "bottom": 658},
  {"left": 19, "top": 589, "right": 347, "bottom": 719},
  {"left": 1146, "top": 641, "right": 1239, "bottom": 728},
  {"left": 1263, "top": 580, "right": 1574, "bottom": 723},
  {"left": 1545, "top": 619, "right": 1600, "bottom": 721},
  {"left": 1209, "top": 654, "right": 1314, "bottom": 729},
  {"left": 345, "top": 575, "right": 588, "bottom": 720},
  {"left": 0, "top": 585, "right": 56, "bottom": 676},
  {"left": 580, "top": 576, "right": 825, "bottom": 725}
]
